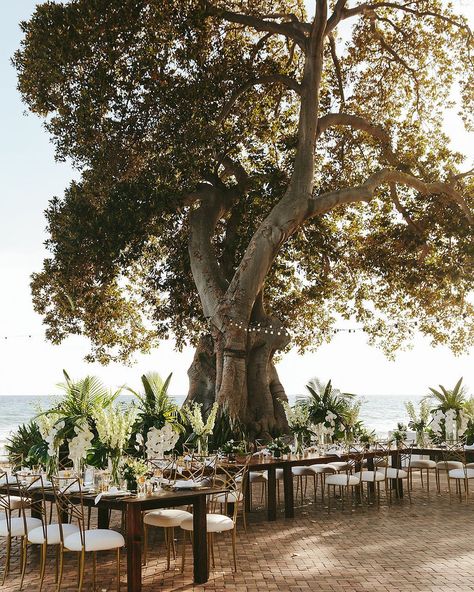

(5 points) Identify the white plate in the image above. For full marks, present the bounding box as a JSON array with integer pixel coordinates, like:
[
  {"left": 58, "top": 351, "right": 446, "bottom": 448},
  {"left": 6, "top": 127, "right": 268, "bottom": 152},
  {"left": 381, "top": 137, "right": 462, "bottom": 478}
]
[{"left": 173, "top": 480, "right": 200, "bottom": 489}]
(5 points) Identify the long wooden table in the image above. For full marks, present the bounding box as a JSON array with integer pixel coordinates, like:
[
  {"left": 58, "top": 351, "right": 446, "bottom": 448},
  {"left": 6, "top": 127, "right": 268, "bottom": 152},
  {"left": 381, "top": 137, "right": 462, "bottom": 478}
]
[
  {"left": 244, "top": 446, "right": 450, "bottom": 520},
  {"left": 1, "top": 484, "right": 226, "bottom": 590}
]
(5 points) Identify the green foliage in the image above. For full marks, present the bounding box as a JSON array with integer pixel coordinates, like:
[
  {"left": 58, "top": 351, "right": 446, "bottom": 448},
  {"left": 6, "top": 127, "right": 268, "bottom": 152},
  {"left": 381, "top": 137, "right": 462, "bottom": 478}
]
[
  {"left": 391, "top": 423, "right": 408, "bottom": 445},
  {"left": 267, "top": 437, "right": 291, "bottom": 456},
  {"left": 12, "top": 0, "right": 473, "bottom": 368},
  {"left": 302, "top": 377, "right": 362, "bottom": 439},
  {"left": 405, "top": 399, "right": 431, "bottom": 432},
  {"left": 5, "top": 422, "right": 46, "bottom": 470},
  {"left": 423, "top": 377, "right": 468, "bottom": 412},
  {"left": 129, "top": 373, "right": 183, "bottom": 444}
]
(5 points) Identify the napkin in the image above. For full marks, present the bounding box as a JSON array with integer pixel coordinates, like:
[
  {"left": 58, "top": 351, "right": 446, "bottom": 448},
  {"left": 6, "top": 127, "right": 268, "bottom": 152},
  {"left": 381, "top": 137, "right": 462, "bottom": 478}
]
[{"left": 94, "top": 486, "right": 120, "bottom": 505}]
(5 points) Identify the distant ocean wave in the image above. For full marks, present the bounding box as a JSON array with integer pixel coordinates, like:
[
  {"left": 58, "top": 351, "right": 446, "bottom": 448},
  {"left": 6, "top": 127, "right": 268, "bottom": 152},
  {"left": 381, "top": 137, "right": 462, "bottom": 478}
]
[{"left": 0, "top": 393, "right": 422, "bottom": 456}]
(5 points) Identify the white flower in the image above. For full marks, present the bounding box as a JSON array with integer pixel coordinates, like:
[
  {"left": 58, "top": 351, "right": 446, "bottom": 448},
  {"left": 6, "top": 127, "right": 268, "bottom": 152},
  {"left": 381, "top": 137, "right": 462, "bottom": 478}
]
[
  {"left": 183, "top": 402, "right": 219, "bottom": 436},
  {"left": 68, "top": 421, "right": 94, "bottom": 463},
  {"left": 93, "top": 405, "right": 138, "bottom": 453},
  {"left": 145, "top": 424, "right": 179, "bottom": 459}
]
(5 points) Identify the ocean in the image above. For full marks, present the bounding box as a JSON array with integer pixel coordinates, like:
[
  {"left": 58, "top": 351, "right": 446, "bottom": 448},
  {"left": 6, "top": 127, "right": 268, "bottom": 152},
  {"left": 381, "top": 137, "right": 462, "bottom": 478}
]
[{"left": 0, "top": 393, "right": 423, "bottom": 455}]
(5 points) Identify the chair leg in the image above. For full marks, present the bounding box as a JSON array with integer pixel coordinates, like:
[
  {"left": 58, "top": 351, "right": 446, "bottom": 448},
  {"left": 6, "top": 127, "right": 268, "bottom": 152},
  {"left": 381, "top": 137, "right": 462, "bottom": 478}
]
[
  {"left": 427, "top": 469, "right": 430, "bottom": 492},
  {"left": 165, "top": 527, "right": 171, "bottom": 570},
  {"left": 181, "top": 531, "right": 186, "bottom": 572},
  {"left": 78, "top": 549, "right": 86, "bottom": 592},
  {"left": 143, "top": 524, "right": 148, "bottom": 566},
  {"left": 56, "top": 545, "right": 65, "bottom": 592},
  {"left": 231, "top": 528, "right": 237, "bottom": 572},
  {"left": 39, "top": 543, "right": 47, "bottom": 592},
  {"left": 19, "top": 537, "right": 28, "bottom": 590},
  {"left": 92, "top": 551, "right": 97, "bottom": 591},
  {"left": 2, "top": 534, "right": 11, "bottom": 584},
  {"left": 117, "top": 548, "right": 121, "bottom": 592}
]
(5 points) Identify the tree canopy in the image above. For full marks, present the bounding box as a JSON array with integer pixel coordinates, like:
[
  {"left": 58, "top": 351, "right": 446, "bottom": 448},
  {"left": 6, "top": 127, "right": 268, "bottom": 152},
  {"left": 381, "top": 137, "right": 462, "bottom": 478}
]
[{"left": 15, "top": 0, "right": 473, "bottom": 373}]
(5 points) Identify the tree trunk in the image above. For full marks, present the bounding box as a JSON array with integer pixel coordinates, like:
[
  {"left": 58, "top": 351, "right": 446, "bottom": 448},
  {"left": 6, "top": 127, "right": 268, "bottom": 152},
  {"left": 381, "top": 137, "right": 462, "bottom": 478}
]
[{"left": 184, "top": 319, "right": 290, "bottom": 439}]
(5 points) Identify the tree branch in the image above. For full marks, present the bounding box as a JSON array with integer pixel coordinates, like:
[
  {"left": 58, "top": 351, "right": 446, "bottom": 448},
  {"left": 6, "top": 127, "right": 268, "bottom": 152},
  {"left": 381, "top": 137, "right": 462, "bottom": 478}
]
[
  {"left": 326, "top": 0, "right": 348, "bottom": 34},
  {"left": 212, "top": 8, "right": 307, "bottom": 48},
  {"left": 328, "top": 33, "right": 345, "bottom": 107},
  {"left": 216, "top": 75, "right": 302, "bottom": 126},
  {"left": 308, "top": 168, "right": 474, "bottom": 224},
  {"left": 316, "top": 112, "right": 400, "bottom": 166}
]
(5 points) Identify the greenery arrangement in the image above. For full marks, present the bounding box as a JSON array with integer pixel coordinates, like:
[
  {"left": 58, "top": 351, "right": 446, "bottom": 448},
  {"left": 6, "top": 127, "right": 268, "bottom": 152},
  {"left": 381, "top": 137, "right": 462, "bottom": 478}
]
[{"left": 267, "top": 438, "right": 291, "bottom": 458}]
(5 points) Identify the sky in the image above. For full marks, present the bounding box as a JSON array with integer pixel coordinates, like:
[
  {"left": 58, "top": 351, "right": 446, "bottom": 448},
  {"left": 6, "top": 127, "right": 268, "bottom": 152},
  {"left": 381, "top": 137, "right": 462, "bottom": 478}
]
[{"left": 0, "top": 1, "right": 473, "bottom": 399}]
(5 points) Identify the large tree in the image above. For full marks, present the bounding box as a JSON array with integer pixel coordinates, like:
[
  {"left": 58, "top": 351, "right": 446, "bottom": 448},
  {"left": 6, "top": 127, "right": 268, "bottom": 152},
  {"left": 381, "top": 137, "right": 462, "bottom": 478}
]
[{"left": 15, "top": 0, "right": 473, "bottom": 436}]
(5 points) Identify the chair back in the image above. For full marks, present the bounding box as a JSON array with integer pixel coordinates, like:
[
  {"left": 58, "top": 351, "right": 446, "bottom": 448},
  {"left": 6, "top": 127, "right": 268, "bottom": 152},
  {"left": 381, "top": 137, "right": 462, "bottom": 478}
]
[
  {"left": 213, "top": 456, "right": 251, "bottom": 521},
  {"left": 0, "top": 470, "right": 13, "bottom": 531},
  {"left": 51, "top": 476, "right": 86, "bottom": 547},
  {"left": 387, "top": 443, "right": 413, "bottom": 477},
  {"left": 15, "top": 473, "right": 47, "bottom": 541},
  {"left": 342, "top": 446, "right": 366, "bottom": 486},
  {"left": 442, "top": 443, "right": 468, "bottom": 476},
  {"left": 148, "top": 457, "right": 179, "bottom": 486},
  {"left": 180, "top": 454, "right": 217, "bottom": 487},
  {"left": 372, "top": 442, "right": 391, "bottom": 473}
]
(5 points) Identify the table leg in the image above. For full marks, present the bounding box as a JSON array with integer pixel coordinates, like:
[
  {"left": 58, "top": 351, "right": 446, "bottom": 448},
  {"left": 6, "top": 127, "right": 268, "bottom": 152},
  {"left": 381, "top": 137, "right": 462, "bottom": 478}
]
[
  {"left": 366, "top": 457, "right": 375, "bottom": 499},
  {"left": 126, "top": 503, "right": 142, "bottom": 592},
  {"left": 97, "top": 507, "right": 110, "bottom": 529},
  {"left": 391, "top": 453, "right": 403, "bottom": 498},
  {"left": 267, "top": 466, "right": 277, "bottom": 521},
  {"left": 244, "top": 475, "right": 251, "bottom": 513},
  {"left": 283, "top": 465, "right": 294, "bottom": 519},
  {"left": 193, "top": 494, "right": 208, "bottom": 584}
]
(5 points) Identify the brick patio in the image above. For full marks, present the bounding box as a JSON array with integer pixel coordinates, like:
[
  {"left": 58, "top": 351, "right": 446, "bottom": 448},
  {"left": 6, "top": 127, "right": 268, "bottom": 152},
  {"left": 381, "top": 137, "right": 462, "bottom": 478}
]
[{"left": 2, "top": 475, "right": 474, "bottom": 592}]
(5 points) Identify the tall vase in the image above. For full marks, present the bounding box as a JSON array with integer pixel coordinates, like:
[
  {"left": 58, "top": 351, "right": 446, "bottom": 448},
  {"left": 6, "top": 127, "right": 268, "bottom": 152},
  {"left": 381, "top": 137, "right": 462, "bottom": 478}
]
[
  {"left": 197, "top": 435, "right": 209, "bottom": 457},
  {"left": 108, "top": 451, "right": 122, "bottom": 487},
  {"left": 294, "top": 433, "right": 304, "bottom": 457},
  {"left": 46, "top": 454, "right": 59, "bottom": 480}
]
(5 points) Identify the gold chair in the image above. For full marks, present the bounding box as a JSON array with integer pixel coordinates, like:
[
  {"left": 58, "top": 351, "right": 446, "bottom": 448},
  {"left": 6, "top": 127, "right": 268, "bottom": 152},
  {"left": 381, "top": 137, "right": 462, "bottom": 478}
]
[
  {"left": 354, "top": 443, "right": 391, "bottom": 506},
  {"left": 52, "top": 476, "right": 124, "bottom": 592},
  {"left": 180, "top": 458, "right": 248, "bottom": 573},
  {"left": 16, "top": 473, "right": 80, "bottom": 592},
  {"left": 442, "top": 444, "right": 474, "bottom": 502},
  {"left": 325, "top": 447, "right": 365, "bottom": 513},
  {"left": 143, "top": 457, "right": 188, "bottom": 569},
  {"left": 0, "top": 470, "right": 42, "bottom": 586},
  {"left": 377, "top": 444, "right": 412, "bottom": 504}
]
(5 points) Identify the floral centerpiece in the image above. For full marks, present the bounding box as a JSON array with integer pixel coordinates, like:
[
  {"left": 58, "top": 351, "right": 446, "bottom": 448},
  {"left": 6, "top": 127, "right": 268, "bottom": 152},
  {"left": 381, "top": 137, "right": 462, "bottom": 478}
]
[
  {"left": 93, "top": 404, "right": 138, "bottom": 485},
  {"left": 220, "top": 439, "right": 245, "bottom": 461},
  {"left": 122, "top": 458, "right": 148, "bottom": 491},
  {"left": 279, "top": 400, "right": 312, "bottom": 455},
  {"left": 267, "top": 437, "right": 291, "bottom": 459},
  {"left": 430, "top": 409, "right": 469, "bottom": 444},
  {"left": 68, "top": 420, "right": 94, "bottom": 476},
  {"left": 405, "top": 400, "right": 431, "bottom": 447},
  {"left": 145, "top": 423, "right": 179, "bottom": 459},
  {"left": 183, "top": 402, "right": 219, "bottom": 456},
  {"left": 390, "top": 423, "right": 408, "bottom": 447},
  {"left": 36, "top": 411, "right": 64, "bottom": 477}
]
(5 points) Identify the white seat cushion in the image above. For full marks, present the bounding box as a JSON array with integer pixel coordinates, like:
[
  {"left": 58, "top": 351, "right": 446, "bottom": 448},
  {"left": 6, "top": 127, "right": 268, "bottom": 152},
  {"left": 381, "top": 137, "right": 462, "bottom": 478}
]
[
  {"left": 248, "top": 471, "right": 268, "bottom": 483},
  {"left": 377, "top": 467, "right": 408, "bottom": 479},
  {"left": 144, "top": 509, "right": 192, "bottom": 528},
  {"left": 325, "top": 474, "right": 360, "bottom": 487},
  {"left": 64, "top": 529, "right": 125, "bottom": 552},
  {"left": 310, "top": 464, "right": 337, "bottom": 474},
  {"left": 354, "top": 471, "right": 386, "bottom": 483},
  {"left": 467, "top": 463, "right": 474, "bottom": 469},
  {"left": 436, "top": 461, "right": 464, "bottom": 470},
  {"left": 410, "top": 459, "right": 436, "bottom": 469},
  {"left": 213, "top": 491, "right": 243, "bottom": 504},
  {"left": 292, "top": 466, "right": 315, "bottom": 477},
  {"left": 28, "top": 523, "right": 79, "bottom": 545},
  {"left": 328, "top": 462, "right": 351, "bottom": 471},
  {"left": 180, "top": 514, "right": 234, "bottom": 533},
  {"left": 448, "top": 468, "right": 474, "bottom": 480},
  {"left": 0, "top": 516, "right": 42, "bottom": 537}
]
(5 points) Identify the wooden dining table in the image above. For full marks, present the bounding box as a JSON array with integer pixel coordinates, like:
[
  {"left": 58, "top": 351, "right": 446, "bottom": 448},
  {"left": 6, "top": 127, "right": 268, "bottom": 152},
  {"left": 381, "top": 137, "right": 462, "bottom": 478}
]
[
  {"left": 243, "top": 446, "right": 448, "bottom": 520},
  {"left": 1, "top": 483, "right": 226, "bottom": 590}
]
